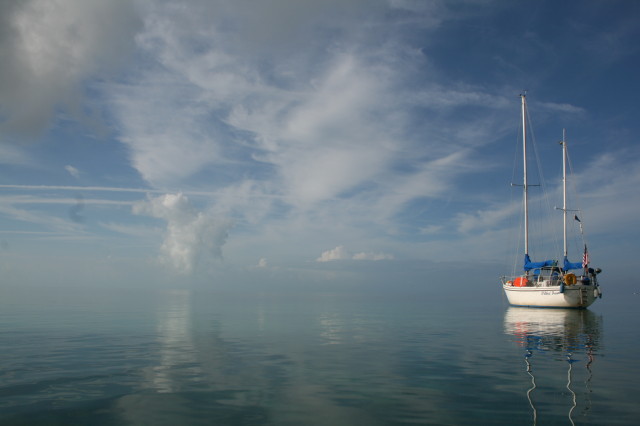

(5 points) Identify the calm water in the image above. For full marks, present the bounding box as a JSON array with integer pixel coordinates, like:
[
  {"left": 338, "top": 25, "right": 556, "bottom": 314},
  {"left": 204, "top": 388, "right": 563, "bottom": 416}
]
[{"left": 1, "top": 285, "right": 638, "bottom": 425}]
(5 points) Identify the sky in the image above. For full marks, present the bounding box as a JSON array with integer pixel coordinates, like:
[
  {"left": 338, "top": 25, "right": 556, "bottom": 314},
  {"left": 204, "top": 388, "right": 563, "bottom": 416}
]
[{"left": 1, "top": 0, "right": 639, "bottom": 292}]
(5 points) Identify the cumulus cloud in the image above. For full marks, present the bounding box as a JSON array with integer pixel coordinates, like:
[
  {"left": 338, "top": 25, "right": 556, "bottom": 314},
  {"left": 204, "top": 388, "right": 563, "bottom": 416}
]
[
  {"left": 132, "top": 193, "right": 232, "bottom": 274},
  {"left": 316, "top": 245, "right": 394, "bottom": 262},
  {"left": 316, "top": 246, "right": 350, "bottom": 262}
]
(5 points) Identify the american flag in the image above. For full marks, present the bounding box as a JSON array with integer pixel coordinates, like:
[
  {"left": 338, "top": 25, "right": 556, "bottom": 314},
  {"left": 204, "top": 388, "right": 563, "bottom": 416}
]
[{"left": 582, "top": 245, "right": 589, "bottom": 268}]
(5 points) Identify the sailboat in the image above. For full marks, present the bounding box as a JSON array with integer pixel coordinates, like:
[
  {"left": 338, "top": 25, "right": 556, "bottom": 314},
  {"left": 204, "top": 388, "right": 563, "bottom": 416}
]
[{"left": 501, "top": 94, "right": 602, "bottom": 308}]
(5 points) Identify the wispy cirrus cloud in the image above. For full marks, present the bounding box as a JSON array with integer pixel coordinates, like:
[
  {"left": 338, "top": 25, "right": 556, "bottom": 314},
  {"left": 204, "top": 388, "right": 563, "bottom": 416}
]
[
  {"left": 0, "top": 200, "right": 84, "bottom": 234},
  {"left": 108, "top": 1, "right": 506, "bottom": 216},
  {"left": 65, "top": 165, "right": 80, "bottom": 178},
  {"left": 0, "top": 0, "right": 518, "bottom": 274},
  {"left": 5, "top": 0, "right": 633, "bottom": 279},
  {"left": 115, "top": 1, "right": 518, "bottom": 271}
]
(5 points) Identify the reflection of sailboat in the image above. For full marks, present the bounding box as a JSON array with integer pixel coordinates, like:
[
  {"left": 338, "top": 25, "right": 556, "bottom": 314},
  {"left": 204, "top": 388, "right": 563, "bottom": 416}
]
[
  {"left": 504, "top": 307, "right": 602, "bottom": 425},
  {"left": 501, "top": 94, "right": 603, "bottom": 308}
]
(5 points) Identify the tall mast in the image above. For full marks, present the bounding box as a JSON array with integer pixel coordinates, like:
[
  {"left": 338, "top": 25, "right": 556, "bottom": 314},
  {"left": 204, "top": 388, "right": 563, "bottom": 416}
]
[
  {"left": 562, "top": 129, "right": 568, "bottom": 258},
  {"left": 521, "top": 94, "right": 529, "bottom": 256}
]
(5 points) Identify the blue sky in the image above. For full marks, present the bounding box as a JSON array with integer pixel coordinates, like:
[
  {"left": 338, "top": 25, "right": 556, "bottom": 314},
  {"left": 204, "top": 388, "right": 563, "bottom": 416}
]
[{"left": 1, "top": 0, "right": 639, "bottom": 291}]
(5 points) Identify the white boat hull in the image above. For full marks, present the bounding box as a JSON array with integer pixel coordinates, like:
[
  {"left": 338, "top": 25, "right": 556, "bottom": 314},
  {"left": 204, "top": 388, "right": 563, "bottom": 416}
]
[{"left": 503, "top": 283, "right": 600, "bottom": 308}]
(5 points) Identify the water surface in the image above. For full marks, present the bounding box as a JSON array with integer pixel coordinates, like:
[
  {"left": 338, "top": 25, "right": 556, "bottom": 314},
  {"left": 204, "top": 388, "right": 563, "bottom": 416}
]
[{"left": 1, "top": 286, "right": 637, "bottom": 425}]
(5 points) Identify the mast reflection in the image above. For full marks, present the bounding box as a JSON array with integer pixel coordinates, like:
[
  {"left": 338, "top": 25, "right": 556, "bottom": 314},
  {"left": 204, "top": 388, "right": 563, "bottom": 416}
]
[{"left": 504, "top": 307, "right": 602, "bottom": 425}]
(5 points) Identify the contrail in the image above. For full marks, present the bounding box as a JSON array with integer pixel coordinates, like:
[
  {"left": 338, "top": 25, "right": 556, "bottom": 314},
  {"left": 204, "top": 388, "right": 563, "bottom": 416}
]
[
  {"left": 0, "top": 184, "right": 158, "bottom": 193},
  {"left": 0, "top": 196, "right": 134, "bottom": 206},
  {"left": 0, "top": 184, "right": 281, "bottom": 199}
]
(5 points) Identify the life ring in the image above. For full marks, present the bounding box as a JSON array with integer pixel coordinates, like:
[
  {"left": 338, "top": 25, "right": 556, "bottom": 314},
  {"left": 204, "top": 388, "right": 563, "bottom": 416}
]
[
  {"left": 564, "top": 273, "right": 577, "bottom": 285},
  {"left": 513, "top": 277, "right": 529, "bottom": 287}
]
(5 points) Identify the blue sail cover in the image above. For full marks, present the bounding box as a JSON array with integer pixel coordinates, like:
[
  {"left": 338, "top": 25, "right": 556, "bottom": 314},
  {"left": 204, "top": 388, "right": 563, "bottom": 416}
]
[
  {"left": 563, "top": 256, "right": 583, "bottom": 271},
  {"left": 523, "top": 254, "right": 556, "bottom": 271}
]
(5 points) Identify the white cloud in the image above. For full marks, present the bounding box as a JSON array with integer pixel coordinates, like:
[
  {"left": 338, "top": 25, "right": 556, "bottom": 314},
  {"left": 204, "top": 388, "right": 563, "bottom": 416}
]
[
  {"left": 538, "top": 101, "right": 586, "bottom": 114},
  {"left": 352, "top": 251, "right": 395, "bottom": 261},
  {"left": 132, "top": 193, "right": 232, "bottom": 274},
  {"left": 564, "top": 150, "right": 640, "bottom": 235},
  {"left": 316, "top": 246, "right": 350, "bottom": 262},
  {"left": 257, "top": 258, "right": 268, "bottom": 268},
  {"left": 316, "top": 245, "right": 394, "bottom": 262},
  {"left": 0, "top": 145, "right": 32, "bottom": 166},
  {"left": 65, "top": 165, "right": 80, "bottom": 178},
  {"left": 456, "top": 201, "right": 520, "bottom": 233},
  {"left": 106, "top": 1, "right": 500, "bottom": 213},
  {"left": 8, "top": 0, "right": 608, "bottom": 279}
]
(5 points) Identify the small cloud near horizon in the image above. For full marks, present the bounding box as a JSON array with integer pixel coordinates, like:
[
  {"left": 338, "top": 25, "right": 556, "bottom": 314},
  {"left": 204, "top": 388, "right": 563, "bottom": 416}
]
[{"left": 316, "top": 245, "right": 394, "bottom": 262}]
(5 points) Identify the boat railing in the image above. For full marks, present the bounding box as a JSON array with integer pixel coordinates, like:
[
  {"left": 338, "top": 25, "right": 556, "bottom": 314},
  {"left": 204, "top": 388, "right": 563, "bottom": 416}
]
[{"left": 501, "top": 272, "right": 594, "bottom": 288}]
